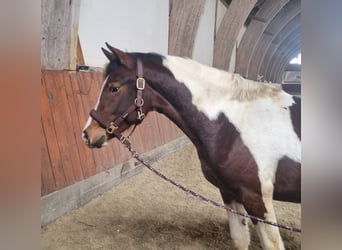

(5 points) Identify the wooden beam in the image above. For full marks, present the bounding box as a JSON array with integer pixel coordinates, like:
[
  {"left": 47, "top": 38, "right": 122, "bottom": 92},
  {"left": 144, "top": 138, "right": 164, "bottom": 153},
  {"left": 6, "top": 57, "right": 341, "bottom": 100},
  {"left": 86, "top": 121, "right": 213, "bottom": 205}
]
[
  {"left": 41, "top": 0, "right": 80, "bottom": 70},
  {"left": 168, "top": 0, "right": 206, "bottom": 57},
  {"left": 77, "top": 35, "right": 85, "bottom": 66},
  {"left": 213, "top": 0, "right": 257, "bottom": 70}
]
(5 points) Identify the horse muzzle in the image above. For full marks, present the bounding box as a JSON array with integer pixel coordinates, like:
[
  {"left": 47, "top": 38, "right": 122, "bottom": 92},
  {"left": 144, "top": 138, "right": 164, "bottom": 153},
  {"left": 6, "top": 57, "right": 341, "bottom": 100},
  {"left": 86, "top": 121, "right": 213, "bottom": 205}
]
[{"left": 82, "top": 128, "right": 108, "bottom": 148}]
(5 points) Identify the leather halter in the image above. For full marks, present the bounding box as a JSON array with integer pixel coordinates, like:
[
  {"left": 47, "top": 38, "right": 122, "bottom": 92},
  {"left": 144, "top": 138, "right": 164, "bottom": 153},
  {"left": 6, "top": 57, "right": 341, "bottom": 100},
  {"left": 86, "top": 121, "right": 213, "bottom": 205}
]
[{"left": 89, "top": 58, "right": 146, "bottom": 148}]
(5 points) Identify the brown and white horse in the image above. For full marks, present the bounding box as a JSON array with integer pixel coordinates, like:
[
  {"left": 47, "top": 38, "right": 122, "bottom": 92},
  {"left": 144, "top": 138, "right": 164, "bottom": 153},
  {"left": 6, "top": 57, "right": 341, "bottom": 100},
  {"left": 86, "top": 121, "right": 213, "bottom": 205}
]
[{"left": 82, "top": 44, "right": 301, "bottom": 250}]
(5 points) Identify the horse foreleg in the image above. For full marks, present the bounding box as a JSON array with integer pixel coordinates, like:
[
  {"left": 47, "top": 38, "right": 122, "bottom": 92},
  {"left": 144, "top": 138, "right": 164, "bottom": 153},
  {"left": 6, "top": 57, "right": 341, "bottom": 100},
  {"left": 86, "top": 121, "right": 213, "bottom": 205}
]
[
  {"left": 255, "top": 182, "right": 285, "bottom": 250},
  {"left": 228, "top": 201, "right": 251, "bottom": 250},
  {"left": 220, "top": 191, "right": 250, "bottom": 250}
]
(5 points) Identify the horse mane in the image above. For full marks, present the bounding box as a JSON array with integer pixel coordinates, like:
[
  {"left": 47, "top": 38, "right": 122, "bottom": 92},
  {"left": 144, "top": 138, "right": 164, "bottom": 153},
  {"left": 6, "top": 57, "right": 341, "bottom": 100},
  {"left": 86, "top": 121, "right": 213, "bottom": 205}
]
[
  {"left": 165, "top": 56, "right": 286, "bottom": 103},
  {"left": 228, "top": 73, "right": 283, "bottom": 102}
]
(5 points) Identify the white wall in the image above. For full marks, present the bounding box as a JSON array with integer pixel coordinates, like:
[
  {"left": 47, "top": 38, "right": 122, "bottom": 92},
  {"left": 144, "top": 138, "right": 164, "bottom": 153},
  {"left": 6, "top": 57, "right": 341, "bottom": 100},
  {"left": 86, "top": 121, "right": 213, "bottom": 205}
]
[
  {"left": 192, "top": 0, "right": 216, "bottom": 66},
  {"left": 228, "top": 26, "right": 246, "bottom": 72},
  {"left": 78, "top": 0, "right": 169, "bottom": 67}
]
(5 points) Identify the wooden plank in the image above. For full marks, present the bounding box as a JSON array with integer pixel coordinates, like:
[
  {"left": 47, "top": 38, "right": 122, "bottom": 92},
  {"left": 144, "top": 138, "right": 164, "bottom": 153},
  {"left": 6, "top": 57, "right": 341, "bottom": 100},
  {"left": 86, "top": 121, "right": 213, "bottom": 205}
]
[
  {"left": 69, "top": 71, "right": 97, "bottom": 178},
  {"left": 46, "top": 71, "right": 77, "bottom": 185},
  {"left": 154, "top": 114, "right": 168, "bottom": 144},
  {"left": 145, "top": 112, "right": 164, "bottom": 148},
  {"left": 157, "top": 114, "right": 180, "bottom": 144},
  {"left": 41, "top": 71, "right": 67, "bottom": 189},
  {"left": 135, "top": 115, "right": 157, "bottom": 152},
  {"left": 41, "top": 125, "right": 56, "bottom": 195},
  {"left": 63, "top": 71, "right": 88, "bottom": 181}
]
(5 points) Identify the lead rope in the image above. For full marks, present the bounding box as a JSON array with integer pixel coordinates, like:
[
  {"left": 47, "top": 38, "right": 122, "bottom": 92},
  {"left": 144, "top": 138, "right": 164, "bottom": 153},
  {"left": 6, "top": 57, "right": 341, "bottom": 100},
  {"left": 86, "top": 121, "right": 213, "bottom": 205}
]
[{"left": 125, "top": 146, "right": 301, "bottom": 233}]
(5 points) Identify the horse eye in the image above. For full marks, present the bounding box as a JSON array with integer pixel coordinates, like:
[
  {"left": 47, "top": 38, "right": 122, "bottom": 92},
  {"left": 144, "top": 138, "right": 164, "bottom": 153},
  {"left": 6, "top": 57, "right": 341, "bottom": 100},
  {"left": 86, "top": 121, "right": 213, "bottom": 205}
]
[{"left": 109, "top": 86, "right": 119, "bottom": 93}]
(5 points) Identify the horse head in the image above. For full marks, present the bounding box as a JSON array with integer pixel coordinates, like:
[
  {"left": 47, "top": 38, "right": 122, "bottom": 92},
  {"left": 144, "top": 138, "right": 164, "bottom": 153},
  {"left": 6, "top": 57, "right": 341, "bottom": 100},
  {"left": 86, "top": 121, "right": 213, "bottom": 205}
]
[{"left": 82, "top": 44, "right": 152, "bottom": 148}]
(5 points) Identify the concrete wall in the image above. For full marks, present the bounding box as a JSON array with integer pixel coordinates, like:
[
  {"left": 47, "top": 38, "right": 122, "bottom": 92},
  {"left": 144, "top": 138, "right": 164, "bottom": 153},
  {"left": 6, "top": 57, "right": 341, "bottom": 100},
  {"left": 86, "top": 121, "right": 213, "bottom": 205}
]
[{"left": 78, "top": 0, "right": 169, "bottom": 67}]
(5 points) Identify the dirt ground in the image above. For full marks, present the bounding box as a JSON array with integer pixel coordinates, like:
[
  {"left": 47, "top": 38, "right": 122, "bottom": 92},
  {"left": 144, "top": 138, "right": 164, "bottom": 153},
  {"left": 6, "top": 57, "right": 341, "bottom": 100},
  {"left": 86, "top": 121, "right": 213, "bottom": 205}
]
[{"left": 41, "top": 144, "right": 301, "bottom": 249}]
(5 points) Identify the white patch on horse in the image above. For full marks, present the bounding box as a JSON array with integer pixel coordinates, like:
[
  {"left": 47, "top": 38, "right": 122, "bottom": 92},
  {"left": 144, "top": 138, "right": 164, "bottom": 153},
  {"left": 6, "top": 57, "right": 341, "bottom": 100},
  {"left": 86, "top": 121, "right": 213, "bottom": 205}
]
[
  {"left": 163, "top": 55, "right": 300, "bottom": 179},
  {"left": 163, "top": 56, "right": 300, "bottom": 165},
  {"left": 82, "top": 76, "right": 109, "bottom": 141},
  {"left": 227, "top": 201, "right": 250, "bottom": 249},
  {"left": 164, "top": 56, "right": 298, "bottom": 248}
]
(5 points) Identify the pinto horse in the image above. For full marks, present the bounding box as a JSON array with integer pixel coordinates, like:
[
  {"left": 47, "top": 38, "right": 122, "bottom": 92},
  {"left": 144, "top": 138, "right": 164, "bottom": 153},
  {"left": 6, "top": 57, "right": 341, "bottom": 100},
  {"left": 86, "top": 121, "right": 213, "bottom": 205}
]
[{"left": 82, "top": 44, "right": 301, "bottom": 250}]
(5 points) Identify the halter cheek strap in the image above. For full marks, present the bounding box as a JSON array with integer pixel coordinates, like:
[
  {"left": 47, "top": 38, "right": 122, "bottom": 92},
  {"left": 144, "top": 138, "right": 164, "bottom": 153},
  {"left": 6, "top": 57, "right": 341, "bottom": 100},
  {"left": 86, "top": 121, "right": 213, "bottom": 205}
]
[{"left": 89, "top": 58, "right": 146, "bottom": 148}]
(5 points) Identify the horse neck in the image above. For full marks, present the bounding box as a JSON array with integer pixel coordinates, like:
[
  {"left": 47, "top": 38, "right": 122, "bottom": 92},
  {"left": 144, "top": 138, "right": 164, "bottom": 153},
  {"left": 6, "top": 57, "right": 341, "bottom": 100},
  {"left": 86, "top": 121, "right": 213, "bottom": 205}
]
[
  {"left": 144, "top": 64, "right": 220, "bottom": 148},
  {"left": 148, "top": 87, "right": 198, "bottom": 144}
]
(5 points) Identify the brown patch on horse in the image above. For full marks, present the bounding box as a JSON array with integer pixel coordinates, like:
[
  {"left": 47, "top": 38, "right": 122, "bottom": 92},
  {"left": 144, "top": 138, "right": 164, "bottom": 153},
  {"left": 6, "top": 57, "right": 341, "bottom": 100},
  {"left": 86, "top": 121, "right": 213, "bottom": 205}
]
[{"left": 274, "top": 156, "right": 301, "bottom": 203}]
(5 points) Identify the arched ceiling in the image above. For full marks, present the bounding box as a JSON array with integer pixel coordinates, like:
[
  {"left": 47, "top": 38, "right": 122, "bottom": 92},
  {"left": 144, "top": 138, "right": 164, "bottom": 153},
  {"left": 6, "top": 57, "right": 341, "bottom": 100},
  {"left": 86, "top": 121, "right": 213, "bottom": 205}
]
[
  {"left": 214, "top": 0, "right": 301, "bottom": 82},
  {"left": 222, "top": 0, "right": 301, "bottom": 82},
  {"left": 168, "top": 0, "right": 301, "bottom": 84}
]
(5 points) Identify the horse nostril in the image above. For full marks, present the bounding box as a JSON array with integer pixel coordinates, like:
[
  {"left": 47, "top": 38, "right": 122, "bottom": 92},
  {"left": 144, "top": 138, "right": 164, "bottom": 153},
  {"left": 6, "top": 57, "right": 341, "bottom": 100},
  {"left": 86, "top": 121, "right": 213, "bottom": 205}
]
[
  {"left": 82, "top": 130, "right": 89, "bottom": 143},
  {"left": 93, "top": 135, "right": 106, "bottom": 148}
]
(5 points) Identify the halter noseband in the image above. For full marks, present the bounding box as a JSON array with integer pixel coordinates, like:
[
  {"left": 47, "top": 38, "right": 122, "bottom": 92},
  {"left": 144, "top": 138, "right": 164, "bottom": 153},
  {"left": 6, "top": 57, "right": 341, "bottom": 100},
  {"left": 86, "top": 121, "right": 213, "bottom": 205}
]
[{"left": 89, "top": 58, "right": 146, "bottom": 148}]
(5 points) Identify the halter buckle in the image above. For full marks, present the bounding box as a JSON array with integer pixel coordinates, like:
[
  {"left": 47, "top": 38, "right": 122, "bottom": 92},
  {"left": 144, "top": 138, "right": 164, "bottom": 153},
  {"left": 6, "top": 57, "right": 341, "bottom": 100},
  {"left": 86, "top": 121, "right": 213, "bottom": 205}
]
[
  {"left": 106, "top": 122, "right": 118, "bottom": 134},
  {"left": 136, "top": 78, "right": 145, "bottom": 90}
]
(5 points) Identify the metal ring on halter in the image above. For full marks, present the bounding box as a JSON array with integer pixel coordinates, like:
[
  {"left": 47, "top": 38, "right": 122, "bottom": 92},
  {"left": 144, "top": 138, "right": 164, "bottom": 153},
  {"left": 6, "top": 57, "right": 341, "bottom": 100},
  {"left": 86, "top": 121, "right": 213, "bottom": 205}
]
[{"left": 134, "top": 97, "right": 144, "bottom": 107}]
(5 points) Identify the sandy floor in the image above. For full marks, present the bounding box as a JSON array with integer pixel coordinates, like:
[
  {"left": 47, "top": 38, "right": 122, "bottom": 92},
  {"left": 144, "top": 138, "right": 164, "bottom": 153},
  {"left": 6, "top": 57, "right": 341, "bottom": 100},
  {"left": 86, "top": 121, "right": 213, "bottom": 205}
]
[{"left": 41, "top": 144, "right": 301, "bottom": 249}]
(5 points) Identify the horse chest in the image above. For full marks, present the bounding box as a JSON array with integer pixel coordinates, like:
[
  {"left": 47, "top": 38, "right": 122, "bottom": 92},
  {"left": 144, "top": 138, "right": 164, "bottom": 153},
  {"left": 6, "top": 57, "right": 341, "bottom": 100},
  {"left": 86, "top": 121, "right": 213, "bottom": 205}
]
[{"left": 196, "top": 134, "right": 263, "bottom": 195}]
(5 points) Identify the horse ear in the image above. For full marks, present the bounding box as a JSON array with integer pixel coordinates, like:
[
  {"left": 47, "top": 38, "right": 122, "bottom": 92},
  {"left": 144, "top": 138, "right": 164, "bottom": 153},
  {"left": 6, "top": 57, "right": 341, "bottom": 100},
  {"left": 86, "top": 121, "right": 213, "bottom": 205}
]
[
  {"left": 101, "top": 48, "right": 116, "bottom": 61},
  {"left": 105, "top": 43, "right": 134, "bottom": 69}
]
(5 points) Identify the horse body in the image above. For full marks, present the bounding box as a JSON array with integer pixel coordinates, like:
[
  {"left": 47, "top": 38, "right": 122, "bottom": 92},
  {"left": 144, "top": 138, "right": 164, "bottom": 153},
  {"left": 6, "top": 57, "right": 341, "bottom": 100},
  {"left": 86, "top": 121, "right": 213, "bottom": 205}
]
[{"left": 82, "top": 45, "right": 301, "bottom": 250}]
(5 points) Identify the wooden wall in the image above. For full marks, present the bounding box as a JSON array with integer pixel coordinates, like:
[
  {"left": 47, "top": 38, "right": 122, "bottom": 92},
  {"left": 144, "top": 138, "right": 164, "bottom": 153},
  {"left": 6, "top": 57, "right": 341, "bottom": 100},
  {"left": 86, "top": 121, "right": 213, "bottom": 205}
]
[{"left": 41, "top": 70, "right": 183, "bottom": 196}]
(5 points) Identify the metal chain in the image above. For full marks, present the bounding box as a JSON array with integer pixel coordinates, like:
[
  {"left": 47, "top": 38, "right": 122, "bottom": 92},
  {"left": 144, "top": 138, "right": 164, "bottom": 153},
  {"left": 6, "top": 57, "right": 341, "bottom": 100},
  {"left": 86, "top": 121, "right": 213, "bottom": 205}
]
[{"left": 127, "top": 147, "right": 301, "bottom": 233}]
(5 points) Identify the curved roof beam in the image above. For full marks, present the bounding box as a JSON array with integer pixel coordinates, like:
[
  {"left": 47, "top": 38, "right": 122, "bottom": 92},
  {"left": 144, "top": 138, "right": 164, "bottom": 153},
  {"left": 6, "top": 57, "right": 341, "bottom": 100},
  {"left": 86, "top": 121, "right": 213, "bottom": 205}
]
[
  {"left": 235, "top": 0, "right": 289, "bottom": 78},
  {"left": 273, "top": 43, "right": 301, "bottom": 83},
  {"left": 248, "top": 0, "right": 301, "bottom": 80},
  {"left": 259, "top": 14, "right": 301, "bottom": 80},
  {"left": 267, "top": 31, "right": 301, "bottom": 81},
  {"left": 213, "top": 0, "right": 257, "bottom": 70},
  {"left": 168, "top": 0, "right": 206, "bottom": 57},
  {"left": 266, "top": 30, "right": 301, "bottom": 82}
]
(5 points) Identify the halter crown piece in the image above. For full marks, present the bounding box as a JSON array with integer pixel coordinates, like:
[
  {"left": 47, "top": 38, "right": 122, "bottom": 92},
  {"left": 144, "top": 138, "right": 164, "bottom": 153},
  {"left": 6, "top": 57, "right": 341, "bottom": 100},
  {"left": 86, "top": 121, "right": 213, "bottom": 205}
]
[{"left": 89, "top": 58, "right": 146, "bottom": 148}]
